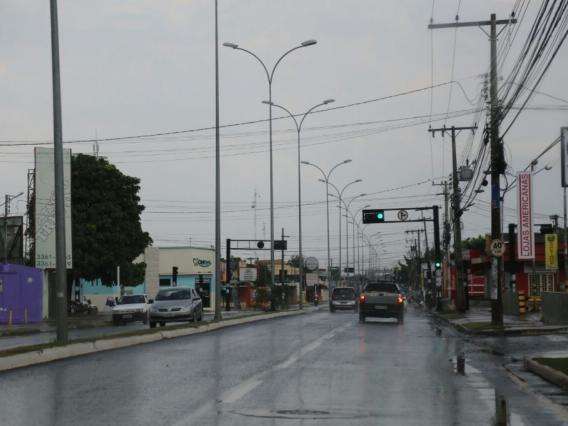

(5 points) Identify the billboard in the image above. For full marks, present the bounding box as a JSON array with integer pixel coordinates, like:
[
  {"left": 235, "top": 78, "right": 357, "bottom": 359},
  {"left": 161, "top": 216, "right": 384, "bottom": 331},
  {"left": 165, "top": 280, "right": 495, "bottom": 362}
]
[
  {"left": 517, "top": 172, "right": 534, "bottom": 260},
  {"left": 561, "top": 127, "right": 568, "bottom": 187},
  {"left": 545, "top": 234, "right": 558, "bottom": 270},
  {"left": 34, "top": 147, "right": 73, "bottom": 269},
  {"left": 0, "top": 216, "right": 24, "bottom": 264}
]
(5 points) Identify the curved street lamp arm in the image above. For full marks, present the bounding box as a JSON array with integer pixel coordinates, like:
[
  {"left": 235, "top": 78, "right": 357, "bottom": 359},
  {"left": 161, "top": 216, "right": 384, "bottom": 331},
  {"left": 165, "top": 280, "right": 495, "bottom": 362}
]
[
  {"left": 328, "top": 159, "right": 351, "bottom": 181},
  {"left": 340, "top": 179, "right": 362, "bottom": 198},
  {"left": 327, "top": 181, "right": 340, "bottom": 196},
  {"left": 303, "top": 162, "right": 326, "bottom": 181},
  {"left": 298, "top": 102, "right": 327, "bottom": 132},
  {"left": 269, "top": 102, "right": 299, "bottom": 132},
  {"left": 270, "top": 45, "right": 304, "bottom": 83},
  {"left": 234, "top": 47, "right": 271, "bottom": 83}
]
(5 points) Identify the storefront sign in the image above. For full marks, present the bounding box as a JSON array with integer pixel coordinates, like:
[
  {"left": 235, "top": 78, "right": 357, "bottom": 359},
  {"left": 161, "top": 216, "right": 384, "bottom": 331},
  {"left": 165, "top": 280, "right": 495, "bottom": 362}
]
[
  {"left": 193, "top": 258, "right": 212, "bottom": 268},
  {"left": 545, "top": 234, "right": 558, "bottom": 270},
  {"left": 517, "top": 172, "right": 534, "bottom": 260},
  {"left": 239, "top": 267, "right": 257, "bottom": 282}
]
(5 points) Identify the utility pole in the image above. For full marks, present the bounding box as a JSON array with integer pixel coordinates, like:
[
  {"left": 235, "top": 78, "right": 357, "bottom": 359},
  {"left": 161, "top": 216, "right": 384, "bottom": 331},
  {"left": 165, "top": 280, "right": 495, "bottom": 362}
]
[
  {"left": 406, "top": 229, "right": 425, "bottom": 293},
  {"left": 50, "top": 0, "right": 69, "bottom": 345},
  {"left": 3, "top": 195, "right": 9, "bottom": 264},
  {"left": 280, "top": 228, "right": 289, "bottom": 285},
  {"left": 429, "top": 125, "right": 477, "bottom": 312},
  {"left": 429, "top": 12, "right": 516, "bottom": 326},
  {"left": 213, "top": 0, "right": 222, "bottom": 322},
  {"left": 422, "top": 215, "right": 433, "bottom": 306}
]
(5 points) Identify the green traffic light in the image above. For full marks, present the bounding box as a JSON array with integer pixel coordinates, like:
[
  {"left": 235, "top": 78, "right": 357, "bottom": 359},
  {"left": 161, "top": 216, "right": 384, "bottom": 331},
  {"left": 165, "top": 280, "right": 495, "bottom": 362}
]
[{"left": 376, "top": 212, "right": 384, "bottom": 220}]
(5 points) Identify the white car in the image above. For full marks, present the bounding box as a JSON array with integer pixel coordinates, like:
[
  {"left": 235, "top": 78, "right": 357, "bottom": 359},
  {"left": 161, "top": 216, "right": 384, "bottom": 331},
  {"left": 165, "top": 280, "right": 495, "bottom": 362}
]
[{"left": 112, "top": 294, "right": 150, "bottom": 325}]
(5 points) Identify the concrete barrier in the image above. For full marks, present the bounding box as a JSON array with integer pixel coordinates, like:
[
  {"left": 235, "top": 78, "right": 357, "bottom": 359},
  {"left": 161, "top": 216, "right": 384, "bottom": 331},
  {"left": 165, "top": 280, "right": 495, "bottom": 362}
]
[
  {"left": 525, "top": 358, "right": 568, "bottom": 390},
  {"left": 542, "top": 292, "right": 568, "bottom": 325},
  {"left": 0, "top": 309, "right": 306, "bottom": 373}
]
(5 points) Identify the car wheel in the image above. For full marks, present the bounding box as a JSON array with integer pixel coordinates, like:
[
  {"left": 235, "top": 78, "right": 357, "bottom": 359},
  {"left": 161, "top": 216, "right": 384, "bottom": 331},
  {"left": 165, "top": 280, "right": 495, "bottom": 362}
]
[
  {"left": 359, "top": 314, "right": 365, "bottom": 323},
  {"left": 149, "top": 321, "right": 157, "bottom": 329}
]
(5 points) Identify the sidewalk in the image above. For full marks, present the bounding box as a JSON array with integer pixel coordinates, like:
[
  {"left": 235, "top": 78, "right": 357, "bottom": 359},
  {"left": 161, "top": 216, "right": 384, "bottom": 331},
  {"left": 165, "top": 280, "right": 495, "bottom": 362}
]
[
  {"left": 0, "top": 305, "right": 318, "bottom": 353},
  {"left": 433, "top": 306, "right": 568, "bottom": 336}
]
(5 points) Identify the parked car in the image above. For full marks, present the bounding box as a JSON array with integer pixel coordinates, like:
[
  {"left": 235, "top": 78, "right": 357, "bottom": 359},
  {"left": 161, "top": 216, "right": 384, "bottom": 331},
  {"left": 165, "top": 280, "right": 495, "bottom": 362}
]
[
  {"left": 112, "top": 294, "right": 150, "bottom": 325},
  {"left": 359, "top": 282, "right": 405, "bottom": 324},
  {"left": 149, "top": 288, "right": 203, "bottom": 328},
  {"left": 329, "top": 287, "right": 357, "bottom": 312},
  {"left": 68, "top": 298, "right": 98, "bottom": 316}
]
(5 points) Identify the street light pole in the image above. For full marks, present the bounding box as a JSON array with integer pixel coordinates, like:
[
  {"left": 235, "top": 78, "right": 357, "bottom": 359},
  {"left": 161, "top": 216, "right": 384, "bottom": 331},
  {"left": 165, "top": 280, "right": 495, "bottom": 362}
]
[
  {"left": 49, "top": 0, "right": 68, "bottom": 345},
  {"left": 213, "top": 0, "right": 222, "bottom": 321},
  {"left": 327, "top": 183, "right": 363, "bottom": 282},
  {"left": 302, "top": 159, "right": 352, "bottom": 290},
  {"left": 223, "top": 39, "right": 317, "bottom": 310},
  {"left": 345, "top": 196, "right": 367, "bottom": 279},
  {"left": 263, "top": 99, "right": 334, "bottom": 309}
]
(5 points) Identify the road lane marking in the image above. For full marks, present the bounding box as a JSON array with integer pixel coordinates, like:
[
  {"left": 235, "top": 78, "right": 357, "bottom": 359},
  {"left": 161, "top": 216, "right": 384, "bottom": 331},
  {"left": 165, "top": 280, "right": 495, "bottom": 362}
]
[{"left": 174, "top": 320, "right": 352, "bottom": 425}]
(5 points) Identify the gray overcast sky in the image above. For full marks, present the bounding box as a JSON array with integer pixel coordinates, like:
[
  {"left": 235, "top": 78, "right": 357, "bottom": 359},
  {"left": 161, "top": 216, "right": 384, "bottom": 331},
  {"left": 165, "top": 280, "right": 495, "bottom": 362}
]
[{"left": 1, "top": 1, "right": 567, "bottom": 268}]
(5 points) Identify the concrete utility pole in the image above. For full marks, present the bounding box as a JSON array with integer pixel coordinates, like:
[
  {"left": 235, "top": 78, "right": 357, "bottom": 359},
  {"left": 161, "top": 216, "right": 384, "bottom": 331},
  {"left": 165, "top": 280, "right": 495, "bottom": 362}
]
[
  {"left": 3, "top": 195, "right": 9, "bottom": 264},
  {"left": 429, "top": 125, "right": 477, "bottom": 312},
  {"left": 49, "top": 0, "right": 69, "bottom": 345},
  {"left": 429, "top": 12, "right": 516, "bottom": 326},
  {"left": 406, "top": 229, "right": 425, "bottom": 292},
  {"left": 214, "top": 0, "right": 222, "bottom": 321}
]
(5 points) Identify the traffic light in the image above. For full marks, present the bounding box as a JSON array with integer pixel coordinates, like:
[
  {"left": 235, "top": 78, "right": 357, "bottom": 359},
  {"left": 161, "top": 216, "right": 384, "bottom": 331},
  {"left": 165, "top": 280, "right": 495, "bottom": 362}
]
[
  {"left": 434, "top": 260, "right": 442, "bottom": 270},
  {"left": 362, "top": 209, "right": 385, "bottom": 224}
]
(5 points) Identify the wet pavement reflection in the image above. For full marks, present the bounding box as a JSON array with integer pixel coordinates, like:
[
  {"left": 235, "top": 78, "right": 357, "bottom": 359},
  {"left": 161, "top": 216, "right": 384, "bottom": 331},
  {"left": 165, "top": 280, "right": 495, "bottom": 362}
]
[{"left": 0, "top": 308, "right": 566, "bottom": 425}]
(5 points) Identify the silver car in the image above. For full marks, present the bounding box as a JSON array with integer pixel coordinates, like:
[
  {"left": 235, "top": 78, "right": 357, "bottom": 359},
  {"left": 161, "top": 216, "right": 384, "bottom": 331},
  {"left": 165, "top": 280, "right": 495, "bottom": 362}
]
[{"left": 149, "top": 288, "right": 203, "bottom": 328}]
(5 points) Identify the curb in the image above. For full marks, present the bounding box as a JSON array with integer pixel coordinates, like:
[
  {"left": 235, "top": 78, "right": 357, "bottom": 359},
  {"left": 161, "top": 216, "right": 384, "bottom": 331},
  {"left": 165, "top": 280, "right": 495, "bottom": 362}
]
[
  {"left": 0, "top": 309, "right": 307, "bottom": 373},
  {"left": 431, "top": 311, "right": 568, "bottom": 336},
  {"left": 525, "top": 358, "right": 568, "bottom": 390}
]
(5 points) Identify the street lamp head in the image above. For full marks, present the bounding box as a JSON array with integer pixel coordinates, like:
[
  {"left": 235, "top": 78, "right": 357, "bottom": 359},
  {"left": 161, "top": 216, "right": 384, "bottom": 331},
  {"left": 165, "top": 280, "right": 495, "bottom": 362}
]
[
  {"left": 318, "top": 179, "right": 326, "bottom": 184},
  {"left": 262, "top": 100, "right": 273, "bottom": 106},
  {"left": 545, "top": 165, "right": 553, "bottom": 171},
  {"left": 301, "top": 39, "right": 317, "bottom": 47},
  {"left": 354, "top": 179, "right": 363, "bottom": 183},
  {"left": 323, "top": 99, "right": 335, "bottom": 105},
  {"left": 223, "top": 42, "right": 239, "bottom": 49},
  {"left": 359, "top": 193, "right": 367, "bottom": 197},
  {"left": 343, "top": 159, "right": 352, "bottom": 164},
  {"left": 301, "top": 161, "right": 311, "bottom": 165}
]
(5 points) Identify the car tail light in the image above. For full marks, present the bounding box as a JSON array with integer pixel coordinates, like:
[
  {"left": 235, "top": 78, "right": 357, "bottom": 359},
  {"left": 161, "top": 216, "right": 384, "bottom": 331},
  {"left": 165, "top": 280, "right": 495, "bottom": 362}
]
[
  {"left": 396, "top": 295, "right": 404, "bottom": 304},
  {"left": 359, "top": 294, "right": 366, "bottom": 304}
]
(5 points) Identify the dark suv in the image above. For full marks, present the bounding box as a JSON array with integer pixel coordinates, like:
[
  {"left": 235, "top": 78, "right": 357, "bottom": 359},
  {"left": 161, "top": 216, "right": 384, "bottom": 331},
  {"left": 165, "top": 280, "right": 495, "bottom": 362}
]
[{"left": 330, "top": 287, "right": 357, "bottom": 312}]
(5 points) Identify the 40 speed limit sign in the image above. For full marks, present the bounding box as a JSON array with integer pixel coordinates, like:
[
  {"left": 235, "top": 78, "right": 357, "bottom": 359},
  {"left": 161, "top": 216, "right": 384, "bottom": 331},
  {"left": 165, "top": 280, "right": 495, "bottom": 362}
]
[{"left": 490, "top": 239, "right": 505, "bottom": 257}]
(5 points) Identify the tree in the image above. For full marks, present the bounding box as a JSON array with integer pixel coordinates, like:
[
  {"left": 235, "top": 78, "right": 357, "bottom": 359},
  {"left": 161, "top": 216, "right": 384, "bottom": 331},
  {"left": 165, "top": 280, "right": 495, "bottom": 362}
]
[
  {"left": 71, "top": 154, "right": 151, "bottom": 287},
  {"left": 462, "top": 235, "right": 486, "bottom": 251}
]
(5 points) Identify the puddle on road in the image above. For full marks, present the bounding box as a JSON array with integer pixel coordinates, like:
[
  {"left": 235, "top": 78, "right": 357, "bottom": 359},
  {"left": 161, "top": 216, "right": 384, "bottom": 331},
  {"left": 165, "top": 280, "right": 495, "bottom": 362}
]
[{"left": 451, "top": 358, "right": 526, "bottom": 426}]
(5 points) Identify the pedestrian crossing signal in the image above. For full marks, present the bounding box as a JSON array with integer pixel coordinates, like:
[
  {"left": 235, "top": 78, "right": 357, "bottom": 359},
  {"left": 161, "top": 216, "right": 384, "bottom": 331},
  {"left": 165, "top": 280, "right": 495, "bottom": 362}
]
[{"left": 362, "top": 209, "right": 385, "bottom": 224}]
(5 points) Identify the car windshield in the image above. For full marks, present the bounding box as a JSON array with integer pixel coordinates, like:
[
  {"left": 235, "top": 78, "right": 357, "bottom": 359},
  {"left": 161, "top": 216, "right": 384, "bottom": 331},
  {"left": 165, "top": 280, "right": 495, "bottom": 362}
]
[
  {"left": 365, "top": 283, "right": 398, "bottom": 293},
  {"left": 333, "top": 288, "right": 355, "bottom": 299},
  {"left": 119, "top": 295, "right": 145, "bottom": 304},
  {"left": 156, "top": 290, "right": 190, "bottom": 301}
]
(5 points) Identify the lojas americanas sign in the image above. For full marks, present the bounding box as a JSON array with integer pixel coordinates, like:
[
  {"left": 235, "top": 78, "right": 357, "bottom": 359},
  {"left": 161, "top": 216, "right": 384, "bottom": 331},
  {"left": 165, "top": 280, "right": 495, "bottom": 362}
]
[{"left": 517, "top": 172, "right": 534, "bottom": 260}]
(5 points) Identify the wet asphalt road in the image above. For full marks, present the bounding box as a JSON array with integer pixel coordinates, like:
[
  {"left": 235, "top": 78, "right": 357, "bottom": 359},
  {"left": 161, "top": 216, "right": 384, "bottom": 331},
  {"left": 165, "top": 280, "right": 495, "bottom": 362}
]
[{"left": 1, "top": 307, "right": 567, "bottom": 425}]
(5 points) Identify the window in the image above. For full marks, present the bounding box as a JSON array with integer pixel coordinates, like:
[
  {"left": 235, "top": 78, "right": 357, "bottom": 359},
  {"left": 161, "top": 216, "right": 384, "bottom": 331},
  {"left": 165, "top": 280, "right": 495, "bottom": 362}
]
[
  {"left": 529, "top": 273, "right": 556, "bottom": 296},
  {"left": 159, "top": 278, "right": 171, "bottom": 287},
  {"left": 156, "top": 289, "right": 191, "bottom": 301},
  {"left": 365, "top": 282, "right": 398, "bottom": 293}
]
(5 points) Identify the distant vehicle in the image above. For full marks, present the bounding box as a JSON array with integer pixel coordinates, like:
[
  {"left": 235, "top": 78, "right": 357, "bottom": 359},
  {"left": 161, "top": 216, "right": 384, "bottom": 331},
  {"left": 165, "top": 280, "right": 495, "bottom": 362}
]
[
  {"left": 149, "top": 288, "right": 203, "bottom": 328},
  {"left": 329, "top": 287, "right": 357, "bottom": 312},
  {"left": 359, "top": 282, "right": 405, "bottom": 324},
  {"left": 112, "top": 294, "right": 150, "bottom": 325},
  {"left": 68, "top": 298, "right": 98, "bottom": 316}
]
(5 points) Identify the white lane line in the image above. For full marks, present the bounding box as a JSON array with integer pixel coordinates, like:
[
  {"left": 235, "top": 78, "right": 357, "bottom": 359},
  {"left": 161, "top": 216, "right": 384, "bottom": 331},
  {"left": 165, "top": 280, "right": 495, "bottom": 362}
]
[
  {"left": 221, "top": 378, "right": 263, "bottom": 404},
  {"left": 174, "top": 321, "right": 352, "bottom": 425}
]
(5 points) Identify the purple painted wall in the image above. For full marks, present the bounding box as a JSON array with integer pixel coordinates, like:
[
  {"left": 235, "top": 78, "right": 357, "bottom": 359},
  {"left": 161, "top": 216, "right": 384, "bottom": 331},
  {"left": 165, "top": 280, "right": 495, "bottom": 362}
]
[{"left": 0, "top": 264, "right": 43, "bottom": 324}]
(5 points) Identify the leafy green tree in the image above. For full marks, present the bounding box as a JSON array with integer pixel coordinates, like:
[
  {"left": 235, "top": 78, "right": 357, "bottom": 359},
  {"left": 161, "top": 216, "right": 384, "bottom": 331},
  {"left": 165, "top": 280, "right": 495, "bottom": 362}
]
[
  {"left": 71, "top": 154, "right": 151, "bottom": 286},
  {"left": 462, "top": 235, "right": 486, "bottom": 250}
]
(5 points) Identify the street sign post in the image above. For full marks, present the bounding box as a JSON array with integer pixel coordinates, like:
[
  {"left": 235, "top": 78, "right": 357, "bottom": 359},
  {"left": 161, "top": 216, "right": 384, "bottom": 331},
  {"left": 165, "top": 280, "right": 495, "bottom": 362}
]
[{"left": 490, "top": 239, "right": 505, "bottom": 257}]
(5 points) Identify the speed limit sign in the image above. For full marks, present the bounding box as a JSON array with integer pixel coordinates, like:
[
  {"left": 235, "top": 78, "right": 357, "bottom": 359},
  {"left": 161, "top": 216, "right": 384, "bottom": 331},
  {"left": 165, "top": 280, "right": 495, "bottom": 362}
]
[{"left": 490, "top": 239, "right": 505, "bottom": 257}]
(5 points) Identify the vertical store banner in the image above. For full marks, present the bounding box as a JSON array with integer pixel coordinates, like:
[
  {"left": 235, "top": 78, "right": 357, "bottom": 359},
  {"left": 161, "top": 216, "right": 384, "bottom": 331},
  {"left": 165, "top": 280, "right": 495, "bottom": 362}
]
[
  {"left": 34, "top": 147, "right": 73, "bottom": 269},
  {"left": 517, "top": 172, "right": 534, "bottom": 260},
  {"left": 545, "top": 234, "right": 558, "bottom": 270}
]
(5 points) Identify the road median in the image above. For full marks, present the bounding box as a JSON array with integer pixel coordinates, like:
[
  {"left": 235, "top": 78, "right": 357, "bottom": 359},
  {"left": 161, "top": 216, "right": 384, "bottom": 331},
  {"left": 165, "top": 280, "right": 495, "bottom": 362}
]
[
  {"left": 0, "top": 309, "right": 307, "bottom": 373},
  {"left": 525, "top": 357, "right": 568, "bottom": 390}
]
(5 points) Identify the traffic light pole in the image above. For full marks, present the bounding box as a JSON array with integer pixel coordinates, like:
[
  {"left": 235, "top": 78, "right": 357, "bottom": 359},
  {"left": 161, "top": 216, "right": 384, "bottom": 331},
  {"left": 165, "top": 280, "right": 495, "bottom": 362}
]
[{"left": 428, "top": 125, "right": 477, "bottom": 312}]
